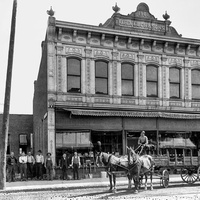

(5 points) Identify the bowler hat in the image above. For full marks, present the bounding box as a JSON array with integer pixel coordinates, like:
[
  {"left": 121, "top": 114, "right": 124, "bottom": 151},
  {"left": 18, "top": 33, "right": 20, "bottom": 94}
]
[
  {"left": 47, "top": 152, "right": 51, "bottom": 156},
  {"left": 38, "top": 150, "right": 42, "bottom": 153}
]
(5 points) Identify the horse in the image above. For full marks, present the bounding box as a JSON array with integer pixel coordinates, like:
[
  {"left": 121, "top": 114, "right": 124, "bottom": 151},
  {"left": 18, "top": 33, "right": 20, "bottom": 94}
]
[
  {"left": 127, "top": 146, "right": 155, "bottom": 191},
  {"left": 95, "top": 151, "right": 131, "bottom": 193}
]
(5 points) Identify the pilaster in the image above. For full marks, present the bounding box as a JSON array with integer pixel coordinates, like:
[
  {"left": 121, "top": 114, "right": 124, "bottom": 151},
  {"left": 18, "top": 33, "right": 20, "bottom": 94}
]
[
  {"left": 81, "top": 59, "right": 86, "bottom": 94},
  {"left": 47, "top": 108, "right": 56, "bottom": 165},
  {"left": 48, "top": 43, "right": 56, "bottom": 92},
  {"left": 161, "top": 55, "right": 169, "bottom": 106},
  {"left": 137, "top": 52, "right": 146, "bottom": 105},
  {"left": 184, "top": 58, "right": 191, "bottom": 106}
]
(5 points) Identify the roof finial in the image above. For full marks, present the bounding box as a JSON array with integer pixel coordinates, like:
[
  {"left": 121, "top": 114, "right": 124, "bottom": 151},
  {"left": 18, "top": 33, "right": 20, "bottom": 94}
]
[
  {"left": 112, "top": 3, "right": 120, "bottom": 13},
  {"left": 47, "top": 6, "right": 55, "bottom": 17},
  {"left": 163, "top": 11, "right": 170, "bottom": 20}
]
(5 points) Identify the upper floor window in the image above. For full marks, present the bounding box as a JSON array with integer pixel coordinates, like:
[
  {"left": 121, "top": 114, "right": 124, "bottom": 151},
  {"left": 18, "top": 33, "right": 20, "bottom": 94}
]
[
  {"left": 169, "top": 67, "right": 180, "bottom": 99},
  {"left": 67, "top": 58, "right": 81, "bottom": 93},
  {"left": 95, "top": 61, "right": 108, "bottom": 95},
  {"left": 192, "top": 69, "right": 200, "bottom": 99},
  {"left": 121, "top": 63, "right": 134, "bottom": 96},
  {"left": 146, "top": 65, "right": 158, "bottom": 97}
]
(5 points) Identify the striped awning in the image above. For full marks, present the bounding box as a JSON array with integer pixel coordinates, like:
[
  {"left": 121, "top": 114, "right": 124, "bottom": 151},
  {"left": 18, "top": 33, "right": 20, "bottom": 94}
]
[{"left": 62, "top": 109, "right": 200, "bottom": 119}]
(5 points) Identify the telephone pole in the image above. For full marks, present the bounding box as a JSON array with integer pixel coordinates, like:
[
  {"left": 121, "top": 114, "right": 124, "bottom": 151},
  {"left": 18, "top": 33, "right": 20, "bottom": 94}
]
[{"left": 0, "top": 0, "right": 17, "bottom": 190}]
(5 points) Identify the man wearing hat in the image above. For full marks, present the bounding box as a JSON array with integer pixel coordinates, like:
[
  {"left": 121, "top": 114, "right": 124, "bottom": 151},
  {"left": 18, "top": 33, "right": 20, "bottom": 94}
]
[
  {"left": 45, "top": 152, "right": 53, "bottom": 180},
  {"left": 35, "top": 150, "right": 44, "bottom": 180}
]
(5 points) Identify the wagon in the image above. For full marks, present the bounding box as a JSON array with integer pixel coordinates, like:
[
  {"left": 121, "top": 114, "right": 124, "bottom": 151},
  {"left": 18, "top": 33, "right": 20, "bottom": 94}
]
[{"left": 151, "top": 136, "right": 200, "bottom": 188}]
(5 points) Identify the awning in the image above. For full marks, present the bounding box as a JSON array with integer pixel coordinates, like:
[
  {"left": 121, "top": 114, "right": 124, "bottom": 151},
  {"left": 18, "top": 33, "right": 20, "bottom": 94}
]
[
  {"left": 160, "top": 138, "right": 196, "bottom": 149},
  {"left": 62, "top": 109, "right": 200, "bottom": 119}
]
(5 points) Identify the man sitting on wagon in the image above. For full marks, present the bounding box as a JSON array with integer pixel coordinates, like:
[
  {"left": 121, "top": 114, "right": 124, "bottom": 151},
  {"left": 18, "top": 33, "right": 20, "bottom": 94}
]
[{"left": 137, "top": 131, "right": 149, "bottom": 155}]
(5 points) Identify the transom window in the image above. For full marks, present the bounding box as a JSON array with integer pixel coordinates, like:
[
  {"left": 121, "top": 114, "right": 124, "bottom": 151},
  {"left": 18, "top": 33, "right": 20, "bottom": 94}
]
[
  {"left": 121, "top": 63, "right": 134, "bottom": 96},
  {"left": 169, "top": 67, "right": 180, "bottom": 99},
  {"left": 95, "top": 61, "right": 108, "bottom": 95},
  {"left": 67, "top": 58, "right": 81, "bottom": 93},
  {"left": 146, "top": 65, "right": 158, "bottom": 97},
  {"left": 191, "top": 69, "right": 200, "bottom": 99}
]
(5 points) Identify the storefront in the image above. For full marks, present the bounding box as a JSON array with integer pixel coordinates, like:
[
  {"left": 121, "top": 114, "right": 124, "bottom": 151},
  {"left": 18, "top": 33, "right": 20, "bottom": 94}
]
[{"left": 55, "top": 109, "right": 200, "bottom": 167}]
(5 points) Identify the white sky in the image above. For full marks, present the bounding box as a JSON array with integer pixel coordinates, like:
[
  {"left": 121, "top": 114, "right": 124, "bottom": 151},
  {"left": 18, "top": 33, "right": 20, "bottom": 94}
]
[{"left": 1, "top": 0, "right": 200, "bottom": 114}]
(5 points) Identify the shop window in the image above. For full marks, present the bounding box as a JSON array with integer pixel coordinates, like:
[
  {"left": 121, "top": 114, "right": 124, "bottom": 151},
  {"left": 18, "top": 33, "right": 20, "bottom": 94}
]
[
  {"left": 95, "top": 61, "right": 108, "bottom": 95},
  {"left": 121, "top": 63, "right": 134, "bottom": 96},
  {"left": 146, "top": 65, "right": 158, "bottom": 97},
  {"left": 159, "top": 131, "right": 197, "bottom": 155},
  {"left": 91, "top": 131, "right": 122, "bottom": 155},
  {"left": 19, "top": 134, "right": 27, "bottom": 145},
  {"left": 19, "top": 134, "right": 27, "bottom": 154},
  {"left": 169, "top": 67, "right": 180, "bottom": 99},
  {"left": 191, "top": 69, "right": 200, "bottom": 99},
  {"left": 67, "top": 58, "right": 81, "bottom": 93},
  {"left": 56, "top": 131, "right": 93, "bottom": 167}
]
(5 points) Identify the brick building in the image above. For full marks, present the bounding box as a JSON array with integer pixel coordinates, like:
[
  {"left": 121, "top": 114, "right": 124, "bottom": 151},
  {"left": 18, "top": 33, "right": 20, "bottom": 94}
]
[
  {"left": 33, "top": 3, "right": 200, "bottom": 166},
  {"left": 0, "top": 114, "right": 33, "bottom": 157}
]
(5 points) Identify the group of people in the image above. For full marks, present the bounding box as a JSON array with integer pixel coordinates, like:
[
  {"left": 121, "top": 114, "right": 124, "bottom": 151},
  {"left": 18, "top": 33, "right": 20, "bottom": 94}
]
[
  {"left": 7, "top": 150, "right": 53, "bottom": 182},
  {"left": 7, "top": 150, "right": 81, "bottom": 182},
  {"left": 60, "top": 151, "right": 81, "bottom": 180}
]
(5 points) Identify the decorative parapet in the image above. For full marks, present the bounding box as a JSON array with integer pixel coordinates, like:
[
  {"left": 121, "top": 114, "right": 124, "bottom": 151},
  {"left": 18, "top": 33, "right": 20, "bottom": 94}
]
[{"left": 101, "top": 3, "right": 181, "bottom": 37}]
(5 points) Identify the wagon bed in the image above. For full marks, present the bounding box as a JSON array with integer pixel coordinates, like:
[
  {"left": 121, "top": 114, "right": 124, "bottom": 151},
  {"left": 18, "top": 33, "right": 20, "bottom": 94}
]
[{"left": 152, "top": 154, "right": 200, "bottom": 185}]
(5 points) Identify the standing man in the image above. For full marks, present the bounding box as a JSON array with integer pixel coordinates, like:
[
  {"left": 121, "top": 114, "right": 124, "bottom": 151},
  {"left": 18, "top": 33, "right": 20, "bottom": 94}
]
[
  {"left": 60, "top": 153, "right": 69, "bottom": 180},
  {"left": 27, "top": 151, "right": 35, "bottom": 180},
  {"left": 7, "top": 152, "right": 17, "bottom": 182},
  {"left": 19, "top": 151, "right": 28, "bottom": 181},
  {"left": 45, "top": 152, "right": 53, "bottom": 180},
  {"left": 35, "top": 150, "right": 44, "bottom": 180},
  {"left": 71, "top": 151, "right": 81, "bottom": 180}
]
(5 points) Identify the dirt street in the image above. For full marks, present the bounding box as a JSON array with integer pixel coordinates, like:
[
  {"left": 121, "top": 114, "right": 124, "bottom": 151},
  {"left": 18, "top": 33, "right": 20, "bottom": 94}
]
[{"left": 1, "top": 182, "right": 200, "bottom": 200}]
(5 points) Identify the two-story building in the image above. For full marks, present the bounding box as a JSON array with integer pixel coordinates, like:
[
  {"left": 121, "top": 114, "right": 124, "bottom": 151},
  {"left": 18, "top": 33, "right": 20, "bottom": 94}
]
[{"left": 33, "top": 3, "right": 200, "bottom": 166}]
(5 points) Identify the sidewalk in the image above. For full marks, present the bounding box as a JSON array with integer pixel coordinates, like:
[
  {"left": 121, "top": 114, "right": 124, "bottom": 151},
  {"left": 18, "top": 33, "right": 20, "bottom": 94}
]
[{"left": 2, "top": 174, "right": 182, "bottom": 192}]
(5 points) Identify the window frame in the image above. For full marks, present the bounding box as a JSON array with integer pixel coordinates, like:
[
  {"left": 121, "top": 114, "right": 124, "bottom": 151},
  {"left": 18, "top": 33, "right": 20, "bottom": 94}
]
[
  {"left": 191, "top": 69, "right": 200, "bottom": 100},
  {"left": 67, "top": 57, "right": 81, "bottom": 93},
  {"left": 95, "top": 60, "right": 108, "bottom": 95},
  {"left": 146, "top": 65, "right": 158, "bottom": 97},
  {"left": 169, "top": 67, "right": 180, "bottom": 99},
  {"left": 121, "top": 62, "right": 134, "bottom": 96}
]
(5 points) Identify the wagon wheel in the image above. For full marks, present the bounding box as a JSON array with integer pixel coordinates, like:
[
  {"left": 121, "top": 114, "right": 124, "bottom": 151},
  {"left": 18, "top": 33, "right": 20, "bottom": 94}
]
[
  {"left": 181, "top": 168, "right": 198, "bottom": 184},
  {"left": 162, "top": 169, "right": 169, "bottom": 188}
]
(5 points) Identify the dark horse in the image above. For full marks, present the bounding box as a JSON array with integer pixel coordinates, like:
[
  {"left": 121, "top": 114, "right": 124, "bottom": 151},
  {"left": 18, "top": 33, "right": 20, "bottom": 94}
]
[
  {"left": 96, "top": 149, "right": 155, "bottom": 193},
  {"left": 127, "top": 147, "right": 155, "bottom": 191}
]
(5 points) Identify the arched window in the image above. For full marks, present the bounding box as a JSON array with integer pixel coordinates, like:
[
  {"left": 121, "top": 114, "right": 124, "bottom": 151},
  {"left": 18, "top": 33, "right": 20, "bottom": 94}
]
[
  {"left": 67, "top": 58, "right": 81, "bottom": 93},
  {"left": 121, "top": 63, "right": 134, "bottom": 96},
  {"left": 191, "top": 69, "right": 200, "bottom": 99},
  {"left": 146, "top": 65, "right": 158, "bottom": 97},
  {"left": 169, "top": 67, "right": 180, "bottom": 99},
  {"left": 95, "top": 61, "right": 108, "bottom": 95}
]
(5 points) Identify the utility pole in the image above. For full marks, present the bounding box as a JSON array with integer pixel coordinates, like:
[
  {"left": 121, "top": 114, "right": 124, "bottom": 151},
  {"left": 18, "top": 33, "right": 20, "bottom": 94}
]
[{"left": 0, "top": 0, "right": 17, "bottom": 190}]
